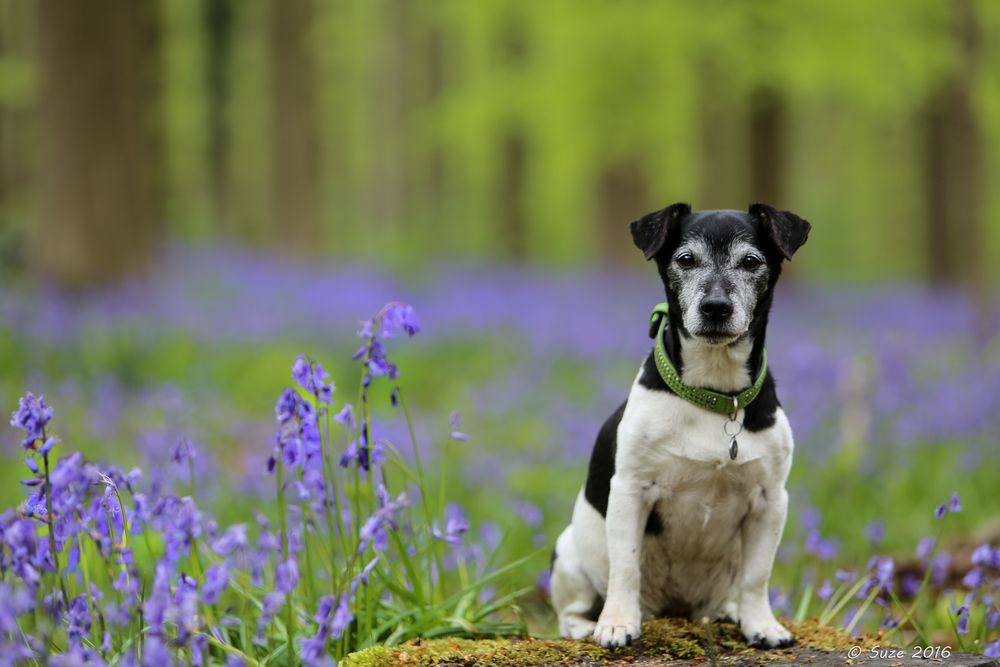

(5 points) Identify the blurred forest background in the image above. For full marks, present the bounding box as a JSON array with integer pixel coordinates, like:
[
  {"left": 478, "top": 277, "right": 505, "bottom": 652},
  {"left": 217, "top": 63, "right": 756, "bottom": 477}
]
[{"left": 1, "top": 0, "right": 999, "bottom": 288}]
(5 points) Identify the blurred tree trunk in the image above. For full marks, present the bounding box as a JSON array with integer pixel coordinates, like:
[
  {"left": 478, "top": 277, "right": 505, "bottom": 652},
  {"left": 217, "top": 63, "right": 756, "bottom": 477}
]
[
  {"left": 599, "top": 158, "right": 647, "bottom": 265},
  {"left": 204, "top": 0, "right": 232, "bottom": 232},
  {"left": 268, "top": 0, "right": 320, "bottom": 249},
  {"left": 35, "top": 0, "right": 163, "bottom": 286},
  {"left": 368, "top": 0, "right": 409, "bottom": 245},
  {"left": 923, "top": 0, "right": 984, "bottom": 294},
  {"left": 495, "top": 13, "right": 530, "bottom": 261},
  {"left": 747, "top": 87, "right": 787, "bottom": 207},
  {"left": 698, "top": 57, "right": 745, "bottom": 210},
  {"left": 497, "top": 129, "right": 528, "bottom": 260},
  {"left": 0, "top": 0, "right": 34, "bottom": 265}
]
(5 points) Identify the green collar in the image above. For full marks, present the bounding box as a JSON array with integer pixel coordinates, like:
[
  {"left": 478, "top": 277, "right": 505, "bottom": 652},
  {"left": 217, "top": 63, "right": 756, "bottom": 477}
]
[{"left": 648, "top": 302, "right": 768, "bottom": 417}]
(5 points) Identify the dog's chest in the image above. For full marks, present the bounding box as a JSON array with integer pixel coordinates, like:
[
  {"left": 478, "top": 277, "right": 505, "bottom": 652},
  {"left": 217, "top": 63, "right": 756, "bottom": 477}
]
[{"left": 618, "top": 382, "right": 789, "bottom": 470}]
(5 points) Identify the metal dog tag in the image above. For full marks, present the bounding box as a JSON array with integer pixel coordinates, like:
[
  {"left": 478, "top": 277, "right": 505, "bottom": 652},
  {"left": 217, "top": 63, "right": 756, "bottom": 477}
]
[{"left": 729, "top": 437, "right": 738, "bottom": 460}]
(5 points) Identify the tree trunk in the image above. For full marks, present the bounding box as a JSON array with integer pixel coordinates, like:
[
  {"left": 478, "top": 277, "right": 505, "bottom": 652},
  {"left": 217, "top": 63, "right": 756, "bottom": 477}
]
[
  {"left": 747, "top": 87, "right": 787, "bottom": 208},
  {"left": 497, "top": 129, "right": 528, "bottom": 260},
  {"left": 598, "top": 158, "right": 648, "bottom": 266},
  {"left": 204, "top": 0, "right": 232, "bottom": 233},
  {"left": 923, "top": 0, "right": 984, "bottom": 292},
  {"left": 35, "top": 0, "right": 162, "bottom": 286},
  {"left": 269, "top": 0, "right": 320, "bottom": 249}
]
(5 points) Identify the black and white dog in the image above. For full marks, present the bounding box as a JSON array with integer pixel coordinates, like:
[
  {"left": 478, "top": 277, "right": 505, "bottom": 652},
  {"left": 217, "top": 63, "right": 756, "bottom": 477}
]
[{"left": 550, "top": 203, "right": 811, "bottom": 649}]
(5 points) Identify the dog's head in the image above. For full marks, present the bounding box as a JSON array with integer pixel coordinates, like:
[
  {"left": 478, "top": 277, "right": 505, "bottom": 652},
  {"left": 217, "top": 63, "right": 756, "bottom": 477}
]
[{"left": 631, "top": 203, "right": 810, "bottom": 346}]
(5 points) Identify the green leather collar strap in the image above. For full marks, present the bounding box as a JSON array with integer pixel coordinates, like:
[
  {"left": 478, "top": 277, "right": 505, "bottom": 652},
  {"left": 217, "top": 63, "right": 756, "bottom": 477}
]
[{"left": 648, "top": 302, "right": 768, "bottom": 418}]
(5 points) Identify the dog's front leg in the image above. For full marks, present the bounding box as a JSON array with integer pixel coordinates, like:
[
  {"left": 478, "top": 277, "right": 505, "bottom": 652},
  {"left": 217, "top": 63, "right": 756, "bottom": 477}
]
[
  {"left": 593, "top": 473, "right": 649, "bottom": 648},
  {"left": 739, "top": 485, "right": 793, "bottom": 648}
]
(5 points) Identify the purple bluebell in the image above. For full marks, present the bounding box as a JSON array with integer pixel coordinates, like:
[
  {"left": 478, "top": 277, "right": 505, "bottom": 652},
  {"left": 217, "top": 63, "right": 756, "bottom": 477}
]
[
  {"left": 972, "top": 543, "right": 1000, "bottom": 569},
  {"left": 275, "top": 388, "right": 299, "bottom": 425},
  {"left": 985, "top": 640, "right": 1000, "bottom": 659},
  {"left": 956, "top": 604, "right": 970, "bottom": 634},
  {"left": 330, "top": 594, "right": 354, "bottom": 638},
  {"left": 962, "top": 567, "right": 984, "bottom": 590},
  {"left": 449, "top": 411, "right": 469, "bottom": 442},
  {"left": 10, "top": 393, "right": 53, "bottom": 449},
  {"left": 817, "top": 579, "right": 835, "bottom": 601},
  {"left": 275, "top": 558, "right": 299, "bottom": 594},
  {"left": 358, "top": 492, "right": 408, "bottom": 554},
  {"left": 201, "top": 561, "right": 230, "bottom": 604},
  {"left": 880, "top": 613, "right": 899, "bottom": 630},
  {"left": 916, "top": 536, "right": 936, "bottom": 561},
  {"left": 333, "top": 404, "right": 354, "bottom": 428},
  {"left": 211, "top": 524, "right": 248, "bottom": 556},
  {"left": 255, "top": 592, "right": 286, "bottom": 644},
  {"left": 171, "top": 437, "right": 196, "bottom": 464},
  {"left": 768, "top": 587, "right": 790, "bottom": 614},
  {"left": 901, "top": 573, "right": 921, "bottom": 597},
  {"left": 432, "top": 504, "right": 470, "bottom": 545},
  {"left": 932, "top": 553, "right": 951, "bottom": 586},
  {"left": 865, "top": 521, "right": 885, "bottom": 547},
  {"left": 191, "top": 634, "right": 209, "bottom": 667},
  {"left": 64, "top": 596, "right": 90, "bottom": 647},
  {"left": 292, "top": 355, "right": 334, "bottom": 404}
]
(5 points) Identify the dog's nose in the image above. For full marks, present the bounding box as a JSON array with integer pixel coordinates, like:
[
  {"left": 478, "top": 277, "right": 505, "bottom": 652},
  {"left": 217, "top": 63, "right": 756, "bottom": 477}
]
[{"left": 700, "top": 295, "right": 733, "bottom": 322}]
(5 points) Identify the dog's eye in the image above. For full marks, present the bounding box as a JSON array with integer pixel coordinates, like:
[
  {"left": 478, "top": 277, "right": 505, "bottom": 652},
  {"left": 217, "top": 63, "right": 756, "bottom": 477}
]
[
  {"left": 675, "top": 253, "right": 696, "bottom": 269},
  {"left": 740, "top": 255, "right": 763, "bottom": 271}
]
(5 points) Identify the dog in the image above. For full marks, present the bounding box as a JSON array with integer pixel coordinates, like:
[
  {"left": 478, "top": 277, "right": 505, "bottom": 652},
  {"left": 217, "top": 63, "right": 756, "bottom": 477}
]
[{"left": 550, "top": 203, "right": 811, "bottom": 649}]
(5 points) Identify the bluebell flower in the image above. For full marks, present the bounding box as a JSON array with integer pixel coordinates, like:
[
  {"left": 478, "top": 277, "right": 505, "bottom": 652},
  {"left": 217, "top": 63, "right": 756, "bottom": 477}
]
[
  {"left": 901, "top": 573, "right": 921, "bottom": 597},
  {"left": 347, "top": 557, "right": 380, "bottom": 595},
  {"left": 10, "top": 393, "right": 53, "bottom": 449},
  {"left": 865, "top": 520, "right": 885, "bottom": 547},
  {"left": 448, "top": 411, "right": 469, "bottom": 442},
  {"left": 950, "top": 493, "right": 961, "bottom": 512},
  {"left": 191, "top": 634, "right": 209, "bottom": 667},
  {"left": 275, "top": 558, "right": 299, "bottom": 594},
  {"left": 916, "top": 536, "right": 936, "bottom": 561},
  {"left": 931, "top": 552, "right": 950, "bottom": 586},
  {"left": 985, "top": 640, "right": 1000, "bottom": 659},
  {"left": 805, "top": 529, "right": 839, "bottom": 561},
  {"left": 275, "top": 388, "right": 299, "bottom": 425},
  {"left": 513, "top": 500, "right": 543, "bottom": 528},
  {"left": 768, "top": 587, "right": 790, "bottom": 614},
  {"left": 358, "top": 492, "right": 408, "bottom": 553},
  {"left": 255, "top": 591, "right": 285, "bottom": 644},
  {"left": 330, "top": 594, "right": 354, "bottom": 638},
  {"left": 211, "top": 524, "right": 248, "bottom": 556},
  {"left": 972, "top": 543, "right": 1000, "bottom": 569},
  {"left": 956, "top": 604, "right": 970, "bottom": 634},
  {"left": 292, "top": 355, "right": 334, "bottom": 404},
  {"left": 171, "top": 437, "right": 196, "bottom": 465},
  {"left": 817, "top": 579, "right": 835, "bottom": 601},
  {"left": 880, "top": 613, "right": 899, "bottom": 630},
  {"left": 201, "top": 561, "right": 229, "bottom": 604},
  {"left": 962, "top": 567, "right": 984, "bottom": 590},
  {"left": 334, "top": 404, "right": 354, "bottom": 428},
  {"left": 65, "top": 596, "right": 91, "bottom": 647},
  {"left": 380, "top": 302, "right": 420, "bottom": 337},
  {"left": 432, "top": 504, "right": 470, "bottom": 545}
]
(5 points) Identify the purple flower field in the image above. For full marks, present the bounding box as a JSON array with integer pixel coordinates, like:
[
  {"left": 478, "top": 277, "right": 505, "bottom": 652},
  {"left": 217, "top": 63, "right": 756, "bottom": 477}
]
[{"left": 1, "top": 246, "right": 999, "bottom": 661}]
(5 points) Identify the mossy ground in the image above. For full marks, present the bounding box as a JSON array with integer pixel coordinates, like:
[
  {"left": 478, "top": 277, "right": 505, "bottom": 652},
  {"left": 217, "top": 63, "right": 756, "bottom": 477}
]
[{"left": 342, "top": 618, "right": 884, "bottom": 666}]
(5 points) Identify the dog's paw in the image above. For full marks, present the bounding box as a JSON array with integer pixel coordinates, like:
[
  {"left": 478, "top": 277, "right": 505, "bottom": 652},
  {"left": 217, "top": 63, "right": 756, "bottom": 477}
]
[
  {"left": 560, "top": 616, "right": 596, "bottom": 641},
  {"left": 592, "top": 609, "right": 641, "bottom": 649},
  {"left": 742, "top": 618, "right": 794, "bottom": 649}
]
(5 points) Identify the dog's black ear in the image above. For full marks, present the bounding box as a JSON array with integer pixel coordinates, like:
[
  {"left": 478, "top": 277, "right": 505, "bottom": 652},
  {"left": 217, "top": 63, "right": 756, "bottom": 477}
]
[
  {"left": 749, "top": 203, "right": 811, "bottom": 260},
  {"left": 630, "top": 203, "right": 691, "bottom": 261}
]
